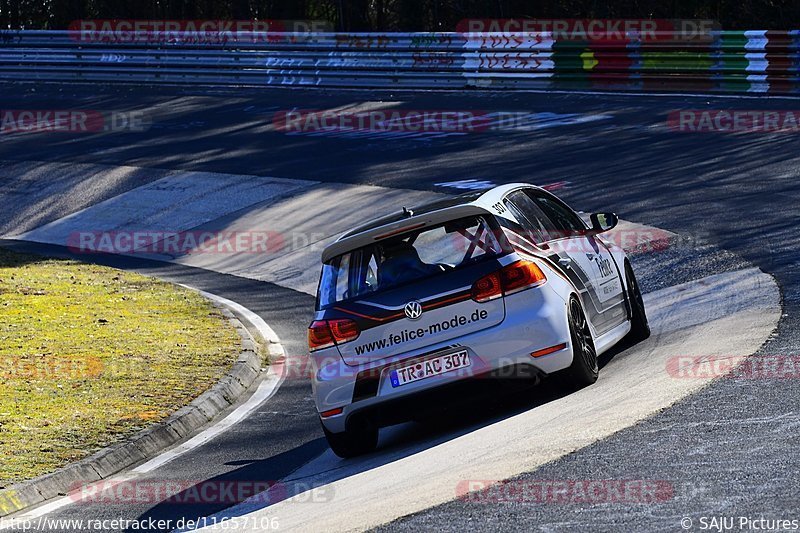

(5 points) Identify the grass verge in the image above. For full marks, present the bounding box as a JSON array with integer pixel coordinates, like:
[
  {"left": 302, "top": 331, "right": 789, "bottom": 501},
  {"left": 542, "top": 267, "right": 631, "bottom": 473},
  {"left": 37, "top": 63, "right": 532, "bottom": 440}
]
[{"left": 0, "top": 248, "right": 241, "bottom": 486}]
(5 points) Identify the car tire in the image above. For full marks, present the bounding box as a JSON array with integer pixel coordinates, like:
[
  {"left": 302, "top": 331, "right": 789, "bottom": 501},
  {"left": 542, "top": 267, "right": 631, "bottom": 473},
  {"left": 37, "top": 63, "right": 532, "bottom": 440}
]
[
  {"left": 624, "top": 261, "right": 650, "bottom": 343},
  {"left": 321, "top": 419, "right": 379, "bottom": 458},
  {"left": 561, "top": 296, "right": 599, "bottom": 388}
]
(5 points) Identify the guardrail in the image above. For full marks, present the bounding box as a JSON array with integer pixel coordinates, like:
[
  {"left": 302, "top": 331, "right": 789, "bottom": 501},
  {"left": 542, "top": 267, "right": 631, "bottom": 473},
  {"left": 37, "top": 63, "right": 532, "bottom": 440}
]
[{"left": 1, "top": 29, "right": 799, "bottom": 94}]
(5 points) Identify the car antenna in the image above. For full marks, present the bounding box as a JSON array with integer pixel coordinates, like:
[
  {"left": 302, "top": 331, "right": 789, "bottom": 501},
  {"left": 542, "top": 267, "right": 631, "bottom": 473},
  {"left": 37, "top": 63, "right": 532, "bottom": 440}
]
[{"left": 402, "top": 206, "right": 414, "bottom": 217}]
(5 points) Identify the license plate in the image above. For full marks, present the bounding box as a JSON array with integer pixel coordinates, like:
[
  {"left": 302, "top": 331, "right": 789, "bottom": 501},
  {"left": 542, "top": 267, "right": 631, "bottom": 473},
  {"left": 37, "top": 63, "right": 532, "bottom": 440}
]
[{"left": 389, "top": 350, "right": 471, "bottom": 388}]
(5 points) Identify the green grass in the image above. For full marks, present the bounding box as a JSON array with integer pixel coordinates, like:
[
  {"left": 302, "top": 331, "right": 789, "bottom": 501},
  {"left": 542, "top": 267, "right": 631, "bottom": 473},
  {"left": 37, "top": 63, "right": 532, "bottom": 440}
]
[{"left": 0, "top": 248, "right": 241, "bottom": 486}]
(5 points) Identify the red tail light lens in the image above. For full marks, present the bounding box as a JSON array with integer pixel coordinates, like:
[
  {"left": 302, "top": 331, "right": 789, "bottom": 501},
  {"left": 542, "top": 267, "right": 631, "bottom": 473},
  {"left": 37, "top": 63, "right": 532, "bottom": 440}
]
[
  {"left": 471, "top": 260, "right": 547, "bottom": 302},
  {"left": 471, "top": 272, "right": 503, "bottom": 302},
  {"left": 308, "top": 320, "right": 334, "bottom": 351},
  {"left": 328, "top": 319, "right": 360, "bottom": 343},
  {"left": 500, "top": 260, "right": 547, "bottom": 295},
  {"left": 308, "top": 319, "right": 360, "bottom": 352}
]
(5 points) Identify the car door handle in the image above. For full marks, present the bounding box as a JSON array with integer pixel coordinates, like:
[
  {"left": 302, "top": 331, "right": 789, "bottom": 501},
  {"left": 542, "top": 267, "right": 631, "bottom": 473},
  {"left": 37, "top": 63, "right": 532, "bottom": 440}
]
[{"left": 558, "top": 258, "right": 572, "bottom": 268}]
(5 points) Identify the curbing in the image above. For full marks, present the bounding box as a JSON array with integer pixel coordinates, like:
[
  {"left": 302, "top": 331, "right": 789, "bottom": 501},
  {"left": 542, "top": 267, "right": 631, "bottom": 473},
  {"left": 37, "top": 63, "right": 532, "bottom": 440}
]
[{"left": 0, "top": 299, "right": 275, "bottom": 518}]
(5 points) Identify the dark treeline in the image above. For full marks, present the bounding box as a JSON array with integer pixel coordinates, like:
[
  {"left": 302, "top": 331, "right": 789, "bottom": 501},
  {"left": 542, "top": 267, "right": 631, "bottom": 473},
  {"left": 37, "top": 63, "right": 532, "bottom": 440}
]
[{"left": 1, "top": 0, "right": 798, "bottom": 31}]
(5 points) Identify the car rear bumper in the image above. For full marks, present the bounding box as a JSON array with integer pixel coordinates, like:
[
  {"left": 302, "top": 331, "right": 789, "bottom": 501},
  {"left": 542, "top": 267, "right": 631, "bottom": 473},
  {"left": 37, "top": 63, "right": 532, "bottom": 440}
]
[{"left": 338, "top": 364, "right": 547, "bottom": 432}]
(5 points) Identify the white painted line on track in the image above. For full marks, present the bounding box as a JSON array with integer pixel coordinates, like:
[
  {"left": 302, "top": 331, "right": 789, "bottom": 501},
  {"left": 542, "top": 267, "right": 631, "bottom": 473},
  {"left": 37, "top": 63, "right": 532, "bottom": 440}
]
[
  {"left": 0, "top": 292, "right": 286, "bottom": 528},
  {"left": 189, "top": 288, "right": 283, "bottom": 347},
  {"left": 133, "top": 375, "right": 283, "bottom": 475}
]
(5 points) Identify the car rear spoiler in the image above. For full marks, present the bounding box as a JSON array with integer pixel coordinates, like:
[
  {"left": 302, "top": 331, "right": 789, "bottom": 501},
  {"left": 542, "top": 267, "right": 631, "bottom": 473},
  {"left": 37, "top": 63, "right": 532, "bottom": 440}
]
[{"left": 321, "top": 204, "right": 493, "bottom": 263}]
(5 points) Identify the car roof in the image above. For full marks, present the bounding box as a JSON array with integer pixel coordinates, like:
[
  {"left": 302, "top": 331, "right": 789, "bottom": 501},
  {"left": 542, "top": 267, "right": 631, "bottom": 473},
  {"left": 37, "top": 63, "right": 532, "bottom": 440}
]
[{"left": 321, "top": 183, "right": 542, "bottom": 263}]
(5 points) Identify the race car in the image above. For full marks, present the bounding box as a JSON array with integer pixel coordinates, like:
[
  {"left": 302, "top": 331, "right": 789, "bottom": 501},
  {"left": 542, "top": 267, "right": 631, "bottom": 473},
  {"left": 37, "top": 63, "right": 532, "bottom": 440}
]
[{"left": 308, "top": 183, "right": 649, "bottom": 457}]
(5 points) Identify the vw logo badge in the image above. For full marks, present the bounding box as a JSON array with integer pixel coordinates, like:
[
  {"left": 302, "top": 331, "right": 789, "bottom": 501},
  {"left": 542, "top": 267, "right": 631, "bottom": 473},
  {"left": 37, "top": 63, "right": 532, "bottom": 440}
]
[{"left": 404, "top": 300, "right": 423, "bottom": 320}]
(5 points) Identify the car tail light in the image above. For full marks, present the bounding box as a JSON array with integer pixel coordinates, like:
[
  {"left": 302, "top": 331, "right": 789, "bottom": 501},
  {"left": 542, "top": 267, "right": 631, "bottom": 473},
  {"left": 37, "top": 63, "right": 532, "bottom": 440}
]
[
  {"left": 308, "top": 319, "right": 360, "bottom": 352},
  {"left": 328, "top": 319, "right": 360, "bottom": 343},
  {"left": 320, "top": 407, "right": 344, "bottom": 418},
  {"left": 471, "top": 260, "right": 547, "bottom": 302},
  {"left": 471, "top": 272, "right": 503, "bottom": 302},
  {"left": 501, "top": 260, "right": 547, "bottom": 295}
]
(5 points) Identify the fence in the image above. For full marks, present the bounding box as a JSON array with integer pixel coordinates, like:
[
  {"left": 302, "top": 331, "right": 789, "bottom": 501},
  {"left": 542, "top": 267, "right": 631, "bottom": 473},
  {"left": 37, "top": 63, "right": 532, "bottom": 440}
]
[{"left": 1, "top": 29, "right": 799, "bottom": 94}]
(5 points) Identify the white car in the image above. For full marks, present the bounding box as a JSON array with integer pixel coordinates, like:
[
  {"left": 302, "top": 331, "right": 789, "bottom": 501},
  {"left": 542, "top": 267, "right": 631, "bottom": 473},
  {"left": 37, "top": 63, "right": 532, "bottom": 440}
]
[{"left": 308, "top": 183, "right": 649, "bottom": 457}]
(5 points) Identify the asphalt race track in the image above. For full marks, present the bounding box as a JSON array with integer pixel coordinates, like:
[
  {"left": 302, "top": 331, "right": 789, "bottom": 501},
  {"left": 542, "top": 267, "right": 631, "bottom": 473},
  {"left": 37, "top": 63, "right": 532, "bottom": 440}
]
[{"left": 1, "top": 83, "right": 798, "bottom": 532}]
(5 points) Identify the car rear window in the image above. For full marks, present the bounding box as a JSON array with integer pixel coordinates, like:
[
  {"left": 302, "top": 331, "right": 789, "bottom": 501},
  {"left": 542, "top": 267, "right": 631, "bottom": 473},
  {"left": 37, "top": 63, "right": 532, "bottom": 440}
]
[{"left": 317, "top": 215, "right": 503, "bottom": 308}]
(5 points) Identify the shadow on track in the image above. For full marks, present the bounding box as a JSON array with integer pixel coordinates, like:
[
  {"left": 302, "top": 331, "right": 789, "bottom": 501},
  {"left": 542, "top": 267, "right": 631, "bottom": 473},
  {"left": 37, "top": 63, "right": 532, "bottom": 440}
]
[{"left": 131, "top": 340, "right": 634, "bottom": 531}]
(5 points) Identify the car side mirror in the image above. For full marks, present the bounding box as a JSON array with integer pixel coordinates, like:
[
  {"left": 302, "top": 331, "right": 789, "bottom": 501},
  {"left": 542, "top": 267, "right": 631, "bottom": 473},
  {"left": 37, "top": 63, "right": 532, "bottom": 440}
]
[{"left": 588, "top": 212, "right": 619, "bottom": 235}]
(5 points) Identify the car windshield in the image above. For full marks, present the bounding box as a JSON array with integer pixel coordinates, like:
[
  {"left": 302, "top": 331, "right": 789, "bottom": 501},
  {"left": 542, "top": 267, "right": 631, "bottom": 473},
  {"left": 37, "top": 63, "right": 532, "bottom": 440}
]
[{"left": 318, "top": 215, "right": 503, "bottom": 308}]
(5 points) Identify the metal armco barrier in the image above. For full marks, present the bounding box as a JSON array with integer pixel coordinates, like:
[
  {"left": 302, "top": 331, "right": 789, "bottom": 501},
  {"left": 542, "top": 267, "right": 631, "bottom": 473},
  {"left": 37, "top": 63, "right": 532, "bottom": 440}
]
[{"left": 1, "top": 29, "right": 800, "bottom": 94}]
